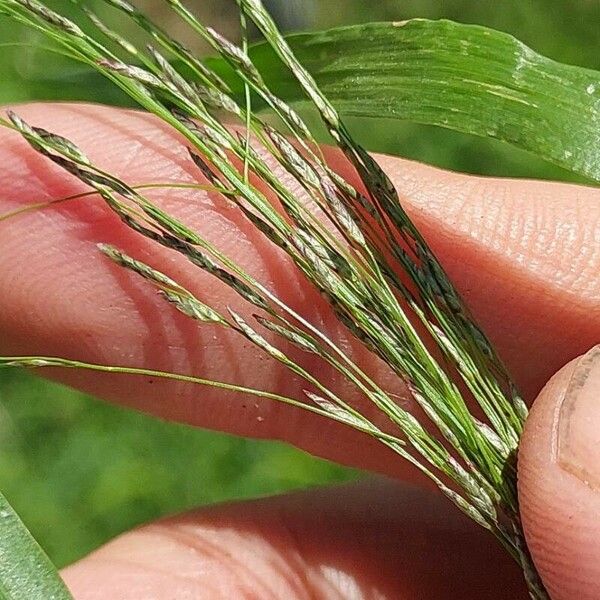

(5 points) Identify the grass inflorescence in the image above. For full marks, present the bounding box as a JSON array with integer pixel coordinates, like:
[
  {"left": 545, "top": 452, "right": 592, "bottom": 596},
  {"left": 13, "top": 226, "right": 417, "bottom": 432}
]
[{"left": 0, "top": 0, "right": 547, "bottom": 597}]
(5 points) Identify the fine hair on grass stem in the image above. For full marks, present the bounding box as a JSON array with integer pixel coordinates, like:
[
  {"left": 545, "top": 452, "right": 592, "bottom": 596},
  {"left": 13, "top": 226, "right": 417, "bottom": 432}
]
[{"left": 0, "top": 1, "right": 550, "bottom": 597}]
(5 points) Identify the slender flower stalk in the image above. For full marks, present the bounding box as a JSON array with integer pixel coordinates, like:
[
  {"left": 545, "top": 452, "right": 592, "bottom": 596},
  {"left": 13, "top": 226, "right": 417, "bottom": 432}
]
[{"left": 0, "top": 1, "right": 547, "bottom": 597}]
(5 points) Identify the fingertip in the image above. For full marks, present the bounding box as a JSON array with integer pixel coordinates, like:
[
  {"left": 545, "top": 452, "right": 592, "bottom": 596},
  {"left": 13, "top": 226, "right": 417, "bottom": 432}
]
[{"left": 518, "top": 346, "right": 600, "bottom": 600}]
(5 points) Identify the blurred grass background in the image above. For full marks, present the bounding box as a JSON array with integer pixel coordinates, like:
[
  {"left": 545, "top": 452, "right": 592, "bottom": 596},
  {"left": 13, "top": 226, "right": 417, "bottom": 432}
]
[{"left": 0, "top": 0, "right": 598, "bottom": 568}]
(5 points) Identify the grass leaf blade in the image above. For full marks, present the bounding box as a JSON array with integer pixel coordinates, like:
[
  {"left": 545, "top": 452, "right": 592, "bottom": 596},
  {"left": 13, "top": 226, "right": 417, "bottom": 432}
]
[
  {"left": 7, "top": 19, "right": 599, "bottom": 181},
  {"left": 207, "top": 19, "right": 600, "bottom": 182},
  {"left": 0, "top": 491, "right": 73, "bottom": 600}
]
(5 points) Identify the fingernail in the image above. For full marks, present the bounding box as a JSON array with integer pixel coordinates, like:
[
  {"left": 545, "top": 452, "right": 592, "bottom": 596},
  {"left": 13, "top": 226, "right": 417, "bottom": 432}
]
[{"left": 557, "top": 345, "right": 600, "bottom": 490}]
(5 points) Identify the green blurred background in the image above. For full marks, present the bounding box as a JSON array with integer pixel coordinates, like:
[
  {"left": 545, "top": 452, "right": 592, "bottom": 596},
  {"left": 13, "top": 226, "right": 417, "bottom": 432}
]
[{"left": 0, "top": 0, "right": 598, "bottom": 568}]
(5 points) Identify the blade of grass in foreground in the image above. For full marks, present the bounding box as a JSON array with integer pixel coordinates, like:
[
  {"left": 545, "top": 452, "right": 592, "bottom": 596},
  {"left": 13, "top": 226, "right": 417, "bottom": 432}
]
[
  {"left": 0, "top": 491, "right": 73, "bottom": 600},
  {"left": 10, "top": 19, "right": 600, "bottom": 182},
  {"left": 209, "top": 19, "right": 600, "bottom": 182}
]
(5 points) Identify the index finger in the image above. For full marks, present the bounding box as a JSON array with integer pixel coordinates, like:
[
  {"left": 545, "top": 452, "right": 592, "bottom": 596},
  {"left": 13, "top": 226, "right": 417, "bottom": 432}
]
[{"left": 0, "top": 102, "right": 598, "bottom": 479}]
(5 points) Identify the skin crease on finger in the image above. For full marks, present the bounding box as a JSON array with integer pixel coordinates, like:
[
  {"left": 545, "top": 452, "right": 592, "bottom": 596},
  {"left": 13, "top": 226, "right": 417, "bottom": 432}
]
[
  {"left": 61, "top": 479, "right": 527, "bottom": 600},
  {"left": 0, "top": 102, "right": 599, "bottom": 481}
]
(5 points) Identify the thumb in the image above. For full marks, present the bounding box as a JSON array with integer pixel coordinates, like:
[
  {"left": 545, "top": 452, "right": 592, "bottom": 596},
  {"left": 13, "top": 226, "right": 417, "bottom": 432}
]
[{"left": 519, "top": 345, "right": 600, "bottom": 600}]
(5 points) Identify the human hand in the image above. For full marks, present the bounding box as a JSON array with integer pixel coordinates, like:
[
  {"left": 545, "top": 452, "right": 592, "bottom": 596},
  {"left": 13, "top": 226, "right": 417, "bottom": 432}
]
[{"left": 1, "top": 103, "right": 598, "bottom": 599}]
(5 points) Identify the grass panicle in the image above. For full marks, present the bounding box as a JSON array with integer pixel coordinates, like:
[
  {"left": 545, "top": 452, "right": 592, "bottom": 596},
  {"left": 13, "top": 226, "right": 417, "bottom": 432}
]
[{"left": 0, "top": 1, "right": 548, "bottom": 597}]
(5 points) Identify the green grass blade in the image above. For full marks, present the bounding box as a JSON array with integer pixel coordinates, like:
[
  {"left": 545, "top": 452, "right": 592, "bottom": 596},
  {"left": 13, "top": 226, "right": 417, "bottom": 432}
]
[
  {"left": 206, "top": 19, "right": 600, "bottom": 181},
  {"left": 0, "top": 491, "right": 73, "bottom": 600},
  {"left": 9, "top": 19, "right": 600, "bottom": 181}
]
